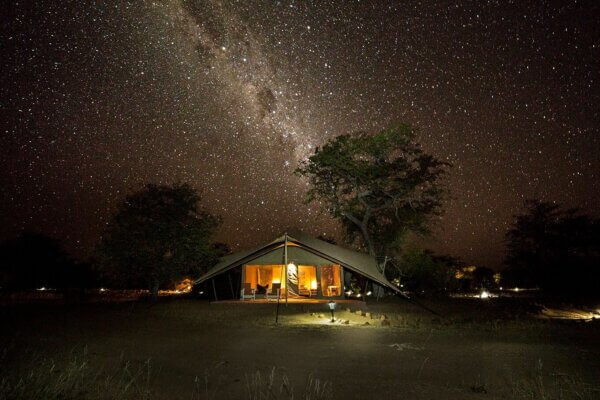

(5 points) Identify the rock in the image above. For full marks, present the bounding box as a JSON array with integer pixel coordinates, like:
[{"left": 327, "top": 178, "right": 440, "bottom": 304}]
[
  {"left": 345, "top": 308, "right": 351, "bottom": 313},
  {"left": 318, "top": 313, "right": 325, "bottom": 318},
  {"left": 380, "top": 314, "right": 387, "bottom": 321},
  {"left": 355, "top": 310, "right": 362, "bottom": 315},
  {"left": 363, "top": 321, "right": 370, "bottom": 326},
  {"left": 381, "top": 319, "right": 391, "bottom": 327},
  {"left": 365, "top": 312, "right": 371, "bottom": 319},
  {"left": 343, "top": 320, "right": 350, "bottom": 324}
]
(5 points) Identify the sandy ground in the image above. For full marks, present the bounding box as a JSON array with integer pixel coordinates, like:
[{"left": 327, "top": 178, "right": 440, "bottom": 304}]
[{"left": 1, "top": 297, "right": 599, "bottom": 399}]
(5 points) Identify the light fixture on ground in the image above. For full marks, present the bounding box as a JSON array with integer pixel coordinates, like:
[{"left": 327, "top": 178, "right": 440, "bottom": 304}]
[{"left": 327, "top": 300, "right": 336, "bottom": 322}]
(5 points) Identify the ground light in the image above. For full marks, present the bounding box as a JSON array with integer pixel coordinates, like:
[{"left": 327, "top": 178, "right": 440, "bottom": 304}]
[
  {"left": 328, "top": 300, "right": 336, "bottom": 322},
  {"left": 480, "top": 290, "right": 490, "bottom": 299}
]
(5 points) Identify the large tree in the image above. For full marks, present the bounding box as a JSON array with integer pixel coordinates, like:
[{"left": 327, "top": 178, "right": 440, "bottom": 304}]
[
  {"left": 97, "top": 183, "right": 221, "bottom": 300},
  {"left": 504, "top": 199, "right": 599, "bottom": 295},
  {"left": 296, "top": 125, "right": 449, "bottom": 260},
  {"left": 0, "top": 232, "right": 76, "bottom": 290}
]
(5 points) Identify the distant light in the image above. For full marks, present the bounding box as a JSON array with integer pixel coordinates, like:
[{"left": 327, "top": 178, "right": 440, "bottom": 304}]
[
  {"left": 37, "top": 287, "right": 46, "bottom": 291},
  {"left": 345, "top": 290, "right": 352, "bottom": 296},
  {"left": 514, "top": 287, "right": 520, "bottom": 292},
  {"left": 199, "top": 291, "right": 204, "bottom": 295},
  {"left": 480, "top": 290, "right": 490, "bottom": 299},
  {"left": 99, "top": 288, "right": 107, "bottom": 292},
  {"left": 366, "top": 291, "right": 372, "bottom": 296},
  {"left": 499, "top": 286, "right": 503, "bottom": 290},
  {"left": 356, "top": 293, "right": 361, "bottom": 298}
]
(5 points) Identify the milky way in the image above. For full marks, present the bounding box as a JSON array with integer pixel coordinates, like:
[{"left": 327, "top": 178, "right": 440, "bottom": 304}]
[{"left": 1, "top": 0, "right": 598, "bottom": 269}]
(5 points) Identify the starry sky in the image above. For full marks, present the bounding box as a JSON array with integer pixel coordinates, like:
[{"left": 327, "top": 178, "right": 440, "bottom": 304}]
[{"left": 1, "top": 0, "right": 598, "bottom": 269}]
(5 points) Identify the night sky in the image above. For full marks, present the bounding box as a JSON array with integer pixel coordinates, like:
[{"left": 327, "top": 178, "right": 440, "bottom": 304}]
[{"left": 1, "top": 1, "right": 598, "bottom": 269}]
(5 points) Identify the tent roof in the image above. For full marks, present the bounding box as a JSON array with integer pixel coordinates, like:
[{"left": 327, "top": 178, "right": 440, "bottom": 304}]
[{"left": 194, "top": 231, "right": 400, "bottom": 292}]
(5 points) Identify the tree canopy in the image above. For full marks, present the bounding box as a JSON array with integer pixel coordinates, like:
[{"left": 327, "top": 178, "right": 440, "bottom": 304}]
[
  {"left": 0, "top": 232, "right": 92, "bottom": 290},
  {"left": 97, "top": 183, "right": 221, "bottom": 299},
  {"left": 296, "top": 124, "right": 449, "bottom": 258},
  {"left": 503, "top": 199, "right": 599, "bottom": 296},
  {"left": 390, "top": 247, "right": 461, "bottom": 296}
]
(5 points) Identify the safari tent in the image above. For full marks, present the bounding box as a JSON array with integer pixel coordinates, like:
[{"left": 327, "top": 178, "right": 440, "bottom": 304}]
[{"left": 194, "top": 232, "right": 400, "bottom": 301}]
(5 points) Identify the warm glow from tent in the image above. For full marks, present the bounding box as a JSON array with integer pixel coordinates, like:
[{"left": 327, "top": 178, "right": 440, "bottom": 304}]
[{"left": 311, "top": 280, "right": 318, "bottom": 290}]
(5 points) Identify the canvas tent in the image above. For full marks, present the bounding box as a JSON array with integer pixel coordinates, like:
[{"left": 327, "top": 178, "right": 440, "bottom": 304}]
[{"left": 194, "top": 231, "right": 400, "bottom": 301}]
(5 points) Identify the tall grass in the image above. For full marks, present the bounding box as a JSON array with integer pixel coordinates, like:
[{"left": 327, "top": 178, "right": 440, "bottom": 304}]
[
  {"left": 0, "top": 350, "right": 331, "bottom": 400},
  {"left": 0, "top": 349, "right": 153, "bottom": 400},
  {"left": 245, "top": 367, "right": 331, "bottom": 400},
  {"left": 509, "top": 359, "right": 600, "bottom": 400}
]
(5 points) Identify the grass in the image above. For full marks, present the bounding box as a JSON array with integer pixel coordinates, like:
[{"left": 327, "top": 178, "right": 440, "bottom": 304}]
[
  {"left": 1, "top": 297, "right": 598, "bottom": 399},
  {"left": 509, "top": 359, "right": 600, "bottom": 400},
  {"left": 3, "top": 349, "right": 597, "bottom": 400},
  {"left": 0, "top": 348, "right": 153, "bottom": 400},
  {"left": 0, "top": 348, "right": 332, "bottom": 400}
]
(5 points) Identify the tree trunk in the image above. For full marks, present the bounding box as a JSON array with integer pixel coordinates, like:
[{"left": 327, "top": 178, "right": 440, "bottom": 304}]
[
  {"left": 359, "top": 222, "right": 376, "bottom": 257},
  {"left": 150, "top": 278, "right": 159, "bottom": 302},
  {"left": 342, "top": 212, "right": 376, "bottom": 257}
]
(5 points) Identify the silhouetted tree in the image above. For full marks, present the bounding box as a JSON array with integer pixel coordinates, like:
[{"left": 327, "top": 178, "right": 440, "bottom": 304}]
[
  {"left": 296, "top": 125, "right": 449, "bottom": 260},
  {"left": 472, "top": 267, "right": 496, "bottom": 290},
  {"left": 212, "top": 242, "right": 231, "bottom": 257},
  {"left": 504, "top": 200, "right": 599, "bottom": 296},
  {"left": 0, "top": 232, "right": 82, "bottom": 290},
  {"left": 390, "top": 247, "right": 461, "bottom": 296},
  {"left": 97, "top": 183, "right": 222, "bottom": 300}
]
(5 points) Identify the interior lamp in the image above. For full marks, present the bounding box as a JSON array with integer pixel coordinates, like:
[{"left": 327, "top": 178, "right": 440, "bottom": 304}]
[
  {"left": 311, "top": 280, "right": 318, "bottom": 290},
  {"left": 327, "top": 301, "right": 336, "bottom": 322}
]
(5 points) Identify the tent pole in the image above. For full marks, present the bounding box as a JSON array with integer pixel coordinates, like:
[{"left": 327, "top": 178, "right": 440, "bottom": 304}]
[
  {"left": 227, "top": 272, "right": 234, "bottom": 298},
  {"left": 284, "top": 233, "right": 289, "bottom": 306},
  {"left": 212, "top": 278, "right": 218, "bottom": 301},
  {"left": 276, "top": 242, "right": 285, "bottom": 323}
]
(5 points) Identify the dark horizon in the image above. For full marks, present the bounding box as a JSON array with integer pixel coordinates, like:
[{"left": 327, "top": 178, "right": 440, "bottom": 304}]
[{"left": 1, "top": 1, "right": 598, "bottom": 269}]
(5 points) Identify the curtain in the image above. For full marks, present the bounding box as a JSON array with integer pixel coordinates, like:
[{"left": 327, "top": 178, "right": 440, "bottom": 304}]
[{"left": 258, "top": 266, "right": 273, "bottom": 286}]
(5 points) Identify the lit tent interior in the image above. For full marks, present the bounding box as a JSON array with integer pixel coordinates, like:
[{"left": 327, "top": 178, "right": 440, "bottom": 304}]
[{"left": 194, "top": 231, "right": 400, "bottom": 301}]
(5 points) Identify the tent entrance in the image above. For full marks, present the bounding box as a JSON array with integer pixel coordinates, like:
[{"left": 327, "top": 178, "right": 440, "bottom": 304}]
[
  {"left": 298, "top": 265, "right": 317, "bottom": 297},
  {"left": 243, "top": 265, "right": 286, "bottom": 297},
  {"left": 242, "top": 263, "right": 343, "bottom": 299}
]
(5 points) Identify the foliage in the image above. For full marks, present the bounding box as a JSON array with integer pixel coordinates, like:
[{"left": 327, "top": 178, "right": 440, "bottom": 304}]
[
  {"left": 455, "top": 265, "right": 497, "bottom": 291},
  {"left": 97, "top": 183, "right": 221, "bottom": 299},
  {"left": 503, "top": 199, "right": 600, "bottom": 296},
  {"left": 296, "top": 124, "right": 449, "bottom": 257},
  {"left": 390, "top": 247, "right": 461, "bottom": 296},
  {"left": 0, "top": 232, "right": 93, "bottom": 290}
]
